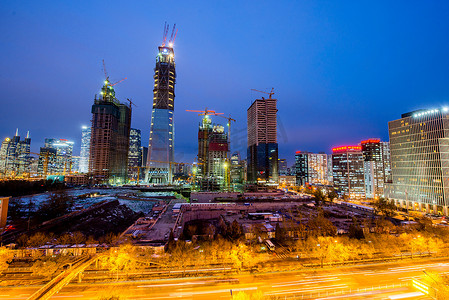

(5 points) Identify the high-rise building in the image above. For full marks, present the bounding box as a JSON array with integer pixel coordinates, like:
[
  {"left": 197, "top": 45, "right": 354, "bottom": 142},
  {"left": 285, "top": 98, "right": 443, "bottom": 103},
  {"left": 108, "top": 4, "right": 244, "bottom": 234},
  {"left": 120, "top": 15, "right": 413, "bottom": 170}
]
[
  {"left": 247, "top": 94, "right": 278, "bottom": 183},
  {"left": 385, "top": 108, "right": 449, "bottom": 215},
  {"left": 79, "top": 126, "right": 91, "bottom": 173},
  {"left": 230, "top": 151, "right": 244, "bottom": 183},
  {"left": 332, "top": 145, "right": 365, "bottom": 199},
  {"left": 278, "top": 159, "right": 288, "bottom": 176},
  {"left": 196, "top": 115, "right": 229, "bottom": 189},
  {"left": 327, "top": 154, "right": 333, "bottom": 185},
  {"left": 89, "top": 76, "right": 131, "bottom": 185},
  {"left": 146, "top": 25, "right": 177, "bottom": 184},
  {"left": 38, "top": 139, "right": 74, "bottom": 175},
  {"left": 128, "top": 128, "right": 142, "bottom": 182},
  {"left": 0, "top": 129, "right": 31, "bottom": 177},
  {"left": 361, "top": 139, "right": 391, "bottom": 199},
  {"left": 141, "top": 146, "right": 148, "bottom": 180},
  {"left": 295, "top": 151, "right": 329, "bottom": 186},
  {"left": 71, "top": 156, "right": 81, "bottom": 173}
]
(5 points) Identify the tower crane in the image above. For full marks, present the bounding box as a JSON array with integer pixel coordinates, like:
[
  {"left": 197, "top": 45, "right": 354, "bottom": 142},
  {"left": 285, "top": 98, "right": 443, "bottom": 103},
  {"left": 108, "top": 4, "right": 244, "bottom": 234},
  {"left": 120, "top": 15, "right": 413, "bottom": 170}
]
[
  {"left": 185, "top": 108, "right": 224, "bottom": 117},
  {"left": 102, "top": 59, "right": 127, "bottom": 87},
  {"left": 251, "top": 88, "right": 275, "bottom": 99},
  {"left": 215, "top": 114, "right": 236, "bottom": 149}
]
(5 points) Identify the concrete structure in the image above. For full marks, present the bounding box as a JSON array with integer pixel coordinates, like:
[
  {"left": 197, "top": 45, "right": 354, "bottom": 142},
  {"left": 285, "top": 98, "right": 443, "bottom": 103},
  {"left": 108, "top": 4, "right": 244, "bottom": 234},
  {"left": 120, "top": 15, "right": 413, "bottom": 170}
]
[
  {"left": 332, "top": 145, "right": 365, "bottom": 199},
  {"left": 89, "top": 78, "right": 131, "bottom": 185},
  {"left": 385, "top": 107, "right": 449, "bottom": 215},
  {"left": 146, "top": 27, "right": 177, "bottom": 184},
  {"left": 0, "top": 129, "right": 31, "bottom": 177},
  {"left": 247, "top": 95, "right": 278, "bottom": 183},
  {"left": 79, "top": 126, "right": 91, "bottom": 173},
  {"left": 295, "top": 151, "right": 329, "bottom": 186},
  {"left": 128, "top": 128, "right": 142, "bottom": 182},
  {"left": 38, "top": 139, "right": 74, "bottom": 176}
]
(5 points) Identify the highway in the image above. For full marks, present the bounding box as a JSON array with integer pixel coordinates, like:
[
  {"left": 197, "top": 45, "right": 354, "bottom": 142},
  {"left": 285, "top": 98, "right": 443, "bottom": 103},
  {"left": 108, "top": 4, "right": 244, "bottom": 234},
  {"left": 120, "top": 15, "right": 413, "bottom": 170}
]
[{"left": 0, "top": 258, "right": 447, "bottom": 299}]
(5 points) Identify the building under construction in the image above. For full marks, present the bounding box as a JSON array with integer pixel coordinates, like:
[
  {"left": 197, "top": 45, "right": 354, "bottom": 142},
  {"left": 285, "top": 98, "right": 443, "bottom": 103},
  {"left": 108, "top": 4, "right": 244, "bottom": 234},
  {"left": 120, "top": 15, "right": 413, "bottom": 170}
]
[
  {"left": 89, "top": 66, "right": 131, "bottom": 185},
  {"left": 146, "top": 23, "right": 177, "bottom": 184},
  {"left": 195, "top": 114, "right": 229, "bottom": 190}
]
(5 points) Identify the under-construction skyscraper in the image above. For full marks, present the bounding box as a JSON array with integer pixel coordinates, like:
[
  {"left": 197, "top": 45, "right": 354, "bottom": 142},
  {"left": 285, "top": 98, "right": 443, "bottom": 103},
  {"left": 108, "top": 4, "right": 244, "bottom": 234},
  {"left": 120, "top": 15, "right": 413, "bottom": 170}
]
[
  {"left": 146, "top": 24, "right": 177, "bottom": 184},
  {"left": 89, "top": 64, "right": 131, "bottom": 185}
]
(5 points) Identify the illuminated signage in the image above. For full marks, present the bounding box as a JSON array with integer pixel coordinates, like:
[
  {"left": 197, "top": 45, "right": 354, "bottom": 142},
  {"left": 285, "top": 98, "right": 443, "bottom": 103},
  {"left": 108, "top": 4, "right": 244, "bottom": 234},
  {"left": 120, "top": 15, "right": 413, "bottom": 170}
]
[
  {"left": 361, "top": 139, "right": 380, "bottom": 144},
  {"left": 332, "top": 146, "right": 361, "bottom": 152}
]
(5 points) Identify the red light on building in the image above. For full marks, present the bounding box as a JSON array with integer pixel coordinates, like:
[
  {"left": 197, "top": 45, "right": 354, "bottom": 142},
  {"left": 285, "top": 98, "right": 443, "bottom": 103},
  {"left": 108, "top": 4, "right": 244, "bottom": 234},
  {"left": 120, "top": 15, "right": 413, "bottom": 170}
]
[
  {"left": 361, "top": 139, "right": 380, "bottom": 144},
  {"left": 295, "top": 151, "right": 301, "bottom": 154},
  {"left": 332, "top": 145, "right": 362, "bottom": 152}
]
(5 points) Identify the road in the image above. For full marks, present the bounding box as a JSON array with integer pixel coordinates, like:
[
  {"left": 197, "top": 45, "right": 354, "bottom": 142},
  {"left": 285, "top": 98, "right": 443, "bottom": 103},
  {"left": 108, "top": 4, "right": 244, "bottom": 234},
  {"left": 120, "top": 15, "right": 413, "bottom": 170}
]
[{"left": 0, "top": 258, "right": 447, "bottom": 299}]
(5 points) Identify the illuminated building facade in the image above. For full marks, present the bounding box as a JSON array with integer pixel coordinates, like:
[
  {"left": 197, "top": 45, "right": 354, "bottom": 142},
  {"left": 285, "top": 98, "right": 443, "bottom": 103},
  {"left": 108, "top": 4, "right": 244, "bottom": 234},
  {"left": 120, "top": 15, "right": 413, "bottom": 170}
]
[
  {"left": 332, "top": 146, "right": 365, "bottom": 198},
  {"left": 247, "top": 96, "right": 278, "bottom": 183},
  {"left": 361, "top": 139, "right": 391, "bottom": 199},
  {"left": 230, "top": 151, "right": 244, "bottom": 183},
  {"left": 295, "top": 151, "right": 329, "bottom": 186},
  {"left": 146, "top": 27, "right": 177, "bottom": 184},
  {"left": 278, "top": 159, "right": 288, "bottom": 176},
  {"left": 38, "top": 139, "right": 74, "bottom": 175},
  {"left": 128, "top": 128, "right": 142, "bottom": 182},
  {"left": 0, "top": 129, "right": 31, "bottom": 177},
  {"left": 89, "top": 79, "right": 131, "bottom": 184},
  {"left": 79, "top": 126, "right": 91, "bottom": 173},
  {"left": 385, "top": 107, "right": 449, "bottom": 215}
]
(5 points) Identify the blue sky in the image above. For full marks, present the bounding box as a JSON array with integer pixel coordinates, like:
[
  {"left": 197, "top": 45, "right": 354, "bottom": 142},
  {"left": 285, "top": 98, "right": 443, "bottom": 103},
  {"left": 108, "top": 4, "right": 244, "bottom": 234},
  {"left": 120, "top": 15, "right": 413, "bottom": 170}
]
[{"left": 1, "top": 1, "right": 449, "bottom": 165}]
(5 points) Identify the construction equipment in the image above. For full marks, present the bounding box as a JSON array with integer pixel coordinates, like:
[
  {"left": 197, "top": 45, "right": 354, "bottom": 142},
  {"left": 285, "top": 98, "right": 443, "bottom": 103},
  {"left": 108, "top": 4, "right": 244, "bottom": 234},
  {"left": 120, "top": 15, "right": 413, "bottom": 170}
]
[
  {"left": 161, "top": 22, "right": 178, "bottom": 47},
  {"left": 102, "top": 59, "right": 127, "bottom": 87},
  {"left": 216, "top": 114, "right": 236, "bottom": 149},
  {"left": 251, "top": 88, "right": 275, "bottom": 99},
  {"left": 186, "top": 108, "right": 224, "bottom": 117},
  {"left": 126, "top": 98, "right": 137, "bottom": 108}
]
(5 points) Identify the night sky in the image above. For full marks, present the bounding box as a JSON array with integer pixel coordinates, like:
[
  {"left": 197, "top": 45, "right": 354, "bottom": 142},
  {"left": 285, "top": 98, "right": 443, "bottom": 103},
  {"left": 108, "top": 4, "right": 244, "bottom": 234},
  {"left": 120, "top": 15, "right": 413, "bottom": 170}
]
[{"left": 1, "top": 1, "right": 449, "bottom": 166}]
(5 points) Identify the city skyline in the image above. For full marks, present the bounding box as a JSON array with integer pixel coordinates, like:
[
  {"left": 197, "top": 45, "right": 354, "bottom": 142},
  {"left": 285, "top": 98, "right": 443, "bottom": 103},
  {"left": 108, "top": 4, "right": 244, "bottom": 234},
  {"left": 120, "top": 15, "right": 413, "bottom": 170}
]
[{"left": 2, "top": 1, "right": 449, "bottom": 164}]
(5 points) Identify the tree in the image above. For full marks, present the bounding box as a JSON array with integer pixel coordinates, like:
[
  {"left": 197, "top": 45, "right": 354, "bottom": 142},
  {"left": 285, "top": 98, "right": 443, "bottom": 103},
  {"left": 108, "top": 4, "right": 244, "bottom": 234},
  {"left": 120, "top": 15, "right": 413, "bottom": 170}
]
[
  {"left": 228, "top": 220, "right": 243, "bottom": 241},
  {"left": 327, "top": 190, "right": 338, "bottom": 203},
  {"left": 275, "top": 223, "right": 287, "bottom": 243},
  {"left": 348, "top": 217, "right": 365, "bottom": 239},
  {"left": 28, "top": 232, "right": 53, "bottom": 247},
  {"left": 373, "top": 198, "right": 397, "bottom": 218},
  {"left": 313, "top": 189, "right": 326, "bottom": 206},
  {"left": 35, "top": 191, "right": 73, "bottom": 222},
  {"left": 308, "top": 214, "right": 337, "bottom": 237},
  {"left": 71, "top": 231, "right": 86, "bottom": 245},
  {"left": 0, "top": 247, "right": 13, "bottom": 275}
]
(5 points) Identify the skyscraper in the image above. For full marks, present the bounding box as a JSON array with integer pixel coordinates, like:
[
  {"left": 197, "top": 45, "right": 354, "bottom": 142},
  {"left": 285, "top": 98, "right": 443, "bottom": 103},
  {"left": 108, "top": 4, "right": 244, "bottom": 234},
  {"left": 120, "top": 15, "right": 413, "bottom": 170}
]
[
  {"left": 278, "top": 159, "right": 288, "bottom": 176},
  {"left": 196, "top": 115, "right": 229, "bottom": 190},
  {"left": 79, "top": 126, "right": 91, "bottom": 173},
  {"left": 332, "top": 145, "right": 365, "bottom": 199},
  {"left": 128, "top": 128, "right": 142, "bottom": 182},
  {"left": 295, "top": 151, "right": 329, "bottom": 186},
  {"left": 385, "top": 107, "right": 449, "bottom": 215},
  {"left": 0, "top": 129, "right": 31, "bottom": 177},
  {"left": 361, "top": 139, "right": 390, "bottom": 199},
  {"left": 89, "top": 75, "right": 131, "bottom": 185},
  {"left": 38, "top": 139, "right": 74, "bottom": 176},
  {"left": 146, "top": 24, "right": 177, "bottom": 184},
  {"left": 247, "top": 93, "right": 278, "bottom": 183}
]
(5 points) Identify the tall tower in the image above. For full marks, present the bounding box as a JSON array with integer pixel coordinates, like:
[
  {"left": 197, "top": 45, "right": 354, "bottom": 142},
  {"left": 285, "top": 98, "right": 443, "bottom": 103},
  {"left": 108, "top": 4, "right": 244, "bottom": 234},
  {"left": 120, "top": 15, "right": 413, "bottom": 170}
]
[
  {"left": 89, "top": 66, "right": 131, "bottom": 185},
  {"left": 247, "top": 93, "right": 278, "bottom": 183},
  {"left": 79, "top": 126, "right": 91, "bottom": 173},
  {"left": 146, "top": 23, "right": 177, "bottom": 184}
]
